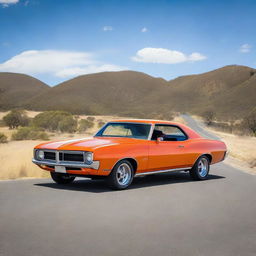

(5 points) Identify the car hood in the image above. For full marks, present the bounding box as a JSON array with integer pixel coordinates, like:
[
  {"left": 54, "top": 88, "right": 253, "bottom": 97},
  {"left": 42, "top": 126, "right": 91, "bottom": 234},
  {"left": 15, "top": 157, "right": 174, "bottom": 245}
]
[{"left": 35, "top": 137, "right": 142, "bottom": 151}]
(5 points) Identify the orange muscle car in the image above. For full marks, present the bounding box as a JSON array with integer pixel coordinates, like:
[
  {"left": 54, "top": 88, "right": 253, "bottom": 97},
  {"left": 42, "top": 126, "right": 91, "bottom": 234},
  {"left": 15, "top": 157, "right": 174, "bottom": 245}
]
[{"left": 32, "top": 119, "right": 227, "bottom": 189}]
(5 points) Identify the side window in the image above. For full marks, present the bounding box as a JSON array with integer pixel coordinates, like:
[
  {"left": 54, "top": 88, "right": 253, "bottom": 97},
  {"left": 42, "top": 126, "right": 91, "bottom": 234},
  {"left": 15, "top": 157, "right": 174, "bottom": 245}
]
[{"left": 152, "top": 125, "right": 187, "bottom": 141}]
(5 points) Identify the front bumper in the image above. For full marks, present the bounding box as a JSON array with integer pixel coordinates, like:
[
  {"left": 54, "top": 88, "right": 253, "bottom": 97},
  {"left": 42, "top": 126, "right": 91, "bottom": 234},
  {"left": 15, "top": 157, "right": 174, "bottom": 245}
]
[{"left": 32, "top": 158, "right": 100, "bottom": 170}]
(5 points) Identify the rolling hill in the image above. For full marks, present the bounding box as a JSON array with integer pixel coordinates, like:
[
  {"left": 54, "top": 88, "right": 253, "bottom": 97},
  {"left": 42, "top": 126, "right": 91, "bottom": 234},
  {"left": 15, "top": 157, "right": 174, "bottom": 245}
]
[
  {"left": 0, "top": 72, "right": 50, "bottom": 110},
  {"left": 164, "top": 65, "right": 256, "bottom": 119},
  {"left": 27, "top": 71, "right": 168, "bottom": 116},
  {"left": 0, "top": 65, "right": 255, "bottom": 120}
]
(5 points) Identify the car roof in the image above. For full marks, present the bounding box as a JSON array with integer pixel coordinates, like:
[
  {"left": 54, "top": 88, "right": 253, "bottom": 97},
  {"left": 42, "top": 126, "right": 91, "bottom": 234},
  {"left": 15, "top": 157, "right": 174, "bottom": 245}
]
[
  {"left": 109, "top": 119, "right": 202, "bottom": 139},
  {"left": 110, "top": 119, "right": 181, "bottom": 125}
]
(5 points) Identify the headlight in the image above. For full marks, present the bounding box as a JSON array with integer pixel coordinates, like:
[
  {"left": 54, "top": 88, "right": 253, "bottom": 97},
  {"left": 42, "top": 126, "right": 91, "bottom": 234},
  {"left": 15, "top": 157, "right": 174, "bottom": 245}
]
[
  {"left": 36, "top": 150, "right": 44, "bottom": 160},
  {"left": 84, "top": 152, "right": 93, "bottom": 164}
]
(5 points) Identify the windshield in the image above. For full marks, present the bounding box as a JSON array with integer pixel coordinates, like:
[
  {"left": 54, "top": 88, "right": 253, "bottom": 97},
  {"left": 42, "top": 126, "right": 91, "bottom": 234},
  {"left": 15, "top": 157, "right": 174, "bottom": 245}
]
[{"left": 95, "top": 122, "right": 151, "bottom": 140}]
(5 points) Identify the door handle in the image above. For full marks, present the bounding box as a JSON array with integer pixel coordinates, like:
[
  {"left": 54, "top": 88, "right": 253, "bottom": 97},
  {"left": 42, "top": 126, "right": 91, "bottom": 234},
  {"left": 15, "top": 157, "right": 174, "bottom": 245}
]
[{"left": 177, "top": 145, "right": 184, "bottom": 148}]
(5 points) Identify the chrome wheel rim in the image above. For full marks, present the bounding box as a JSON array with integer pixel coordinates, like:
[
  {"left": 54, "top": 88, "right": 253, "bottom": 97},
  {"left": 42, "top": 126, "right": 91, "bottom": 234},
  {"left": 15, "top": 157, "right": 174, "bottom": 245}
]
[
  {"left": 116, "top": 163, "right": 132, "bottom": 186},
  {"left": 198, "top": 158, "right": 208, "bottom": 177}
]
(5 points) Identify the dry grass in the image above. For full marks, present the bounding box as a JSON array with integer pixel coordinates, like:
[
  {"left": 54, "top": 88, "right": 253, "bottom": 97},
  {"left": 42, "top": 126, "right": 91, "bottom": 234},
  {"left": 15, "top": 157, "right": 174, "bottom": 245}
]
[
  {"left": 0, "top": 111, "right": 129, "bottom": 180},
  {"left": 192, "top": 115, "right": 256, "bottom": 174},
  {"left": 0, "top": 140, "right": 49, "bottom": 180},
  {"left": 207, "top": 128, "right": 256, "bottom": 174}
]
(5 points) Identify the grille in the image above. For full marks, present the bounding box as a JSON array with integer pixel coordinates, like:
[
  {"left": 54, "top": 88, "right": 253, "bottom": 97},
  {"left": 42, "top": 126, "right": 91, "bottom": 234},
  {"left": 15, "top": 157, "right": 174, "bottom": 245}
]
[
  {"left": 37, "top": 150, "right": 85, "bottom": 163},
  {"left": 44, "top": 151, "right": 56, "bottom": 161},
  {"left": 60, "top": 152, "right": 84, "bottom": 162}
]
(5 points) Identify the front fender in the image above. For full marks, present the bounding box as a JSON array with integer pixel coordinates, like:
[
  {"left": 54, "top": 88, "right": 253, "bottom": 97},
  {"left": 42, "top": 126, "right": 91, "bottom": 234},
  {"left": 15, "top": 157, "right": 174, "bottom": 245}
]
[{"left": 93, "top": 143, "right": 149, "bottom": 173}]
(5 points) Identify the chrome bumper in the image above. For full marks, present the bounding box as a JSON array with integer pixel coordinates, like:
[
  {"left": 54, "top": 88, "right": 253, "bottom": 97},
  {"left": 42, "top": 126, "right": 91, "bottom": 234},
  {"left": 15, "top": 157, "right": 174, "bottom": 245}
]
[{"left": 32, "top": 159, "right": 100, "bottom": 170}]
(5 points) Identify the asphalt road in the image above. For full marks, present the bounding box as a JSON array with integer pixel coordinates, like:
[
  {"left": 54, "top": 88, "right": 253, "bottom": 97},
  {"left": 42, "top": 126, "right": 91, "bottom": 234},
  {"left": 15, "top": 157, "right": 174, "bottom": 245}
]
[{"left": 1, "top": 116, "right": 256, "bottom": 256}]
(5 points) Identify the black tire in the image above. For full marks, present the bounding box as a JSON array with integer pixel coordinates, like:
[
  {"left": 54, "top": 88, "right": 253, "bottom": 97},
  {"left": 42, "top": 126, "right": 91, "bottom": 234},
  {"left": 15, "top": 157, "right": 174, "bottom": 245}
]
[
  {"left": 50, "top": 172, "right": 75, "bottom": 184},
  {"left": 189, "top": 156, "right": 210, "bottom": 180},
  {"left": 106, "top": 160, "right": 134, "bottom": 190}
]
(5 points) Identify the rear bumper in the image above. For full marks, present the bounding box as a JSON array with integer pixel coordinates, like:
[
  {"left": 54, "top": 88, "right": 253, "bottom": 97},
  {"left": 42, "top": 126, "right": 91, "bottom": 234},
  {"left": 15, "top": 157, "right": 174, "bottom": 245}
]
[{"left": 32, "top": 158, "right": 100, "bottom": 170}]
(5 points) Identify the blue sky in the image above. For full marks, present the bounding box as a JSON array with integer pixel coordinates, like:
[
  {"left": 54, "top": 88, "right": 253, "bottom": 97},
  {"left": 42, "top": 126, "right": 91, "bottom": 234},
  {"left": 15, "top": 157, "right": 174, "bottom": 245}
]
[{"left": 0, "top": 0, "right": 255, "bottom": 85}]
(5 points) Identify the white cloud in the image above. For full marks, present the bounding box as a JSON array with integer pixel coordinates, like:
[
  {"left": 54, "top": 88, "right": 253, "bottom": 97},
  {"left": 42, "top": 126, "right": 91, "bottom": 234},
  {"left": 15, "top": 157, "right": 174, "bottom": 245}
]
[
  {"left": 0, "top": 50, "right": 126, "bottom": 78},
  {"left": 131, "top": 47, "right": 206, "bottom": 64},
  {"left": 141, "top": 27, "right": 148, "bottom": 33},
  {"left": 188, "top": 52, "right": 206, "bottom": 61},
  {"left": 103, "top": 26, "right": 113, "bottom": 31},
  {"left": 0, "top": 0, "right": 19, "bottom": 7},
  {"left": 240, "top": 44, "right": 252, "bottom": 53}
]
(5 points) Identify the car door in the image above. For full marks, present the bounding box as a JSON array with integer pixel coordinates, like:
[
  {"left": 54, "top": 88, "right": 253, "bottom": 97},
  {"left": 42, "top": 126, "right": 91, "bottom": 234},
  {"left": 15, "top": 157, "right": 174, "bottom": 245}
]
[{"left": 148, "top": 124, "right": 190, "bottom": 171}]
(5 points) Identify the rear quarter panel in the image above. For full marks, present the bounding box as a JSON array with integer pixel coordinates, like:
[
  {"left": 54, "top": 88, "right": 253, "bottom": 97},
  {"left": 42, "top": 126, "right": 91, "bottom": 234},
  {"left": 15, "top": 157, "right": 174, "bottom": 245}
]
[{"left": 184, "top": 138, "right": 227, "bottom": 165}]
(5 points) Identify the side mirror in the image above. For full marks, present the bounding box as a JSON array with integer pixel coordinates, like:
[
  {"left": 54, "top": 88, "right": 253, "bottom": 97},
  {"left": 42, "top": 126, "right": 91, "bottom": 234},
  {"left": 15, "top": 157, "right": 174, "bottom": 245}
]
[{"left": 157, "top": 137, "right": 164, "bottom": 143}]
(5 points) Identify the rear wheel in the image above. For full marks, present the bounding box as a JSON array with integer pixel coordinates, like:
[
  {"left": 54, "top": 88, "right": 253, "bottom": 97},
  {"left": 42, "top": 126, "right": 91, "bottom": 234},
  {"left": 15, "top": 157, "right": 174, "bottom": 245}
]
[
  {"left": 50, "top": 172, "right": 75, "bottom": 184},
  {"left": 107, "top": 160, "right": 134, "bottom": 190},
  {"left": 190, "top": 156, "right": 210, "bottom": 180}
]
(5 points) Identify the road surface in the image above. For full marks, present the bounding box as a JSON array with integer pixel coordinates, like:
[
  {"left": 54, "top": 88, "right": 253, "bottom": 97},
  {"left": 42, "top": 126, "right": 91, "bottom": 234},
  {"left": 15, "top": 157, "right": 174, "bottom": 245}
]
[{"left": 0, "top": 115, "right": 256, "bottom": 256}]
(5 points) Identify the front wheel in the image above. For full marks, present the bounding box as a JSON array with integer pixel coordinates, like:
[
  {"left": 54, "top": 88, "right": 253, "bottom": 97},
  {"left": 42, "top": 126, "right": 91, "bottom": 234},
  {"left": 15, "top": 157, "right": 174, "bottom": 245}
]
[
  {"left": 106, "top": 160, "right": 134, "bottom": 190},
  {"left": 50, "top": 172, "right": 75, "bottom": 184},
  {"left": 190, "top": 156, "right": 210, "bottom": 180}
]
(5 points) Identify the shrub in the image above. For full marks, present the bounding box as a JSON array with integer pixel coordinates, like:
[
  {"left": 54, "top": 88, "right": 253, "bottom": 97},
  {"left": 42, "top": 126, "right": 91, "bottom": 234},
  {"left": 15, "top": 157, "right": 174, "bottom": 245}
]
[
  {"left": 3, "top": 110, "right": 29, "bottom": 129},
  {"left": 78, "top": 119, "right": 94, "bottom": 132},
  {"left": 12, "top": 127, "right": 49, "bottom": 141},
  {"left": 33, "top": 111, "right": 76, "bottom": 132},
  {"left": 0, "top": 133, "right": 8, "bottom": 143},
  {"left": 58, "top": 116, "right": 77, "bottom": 133},
  {"left": 87, "top": 116, "right": 95, "bottom": 122}
]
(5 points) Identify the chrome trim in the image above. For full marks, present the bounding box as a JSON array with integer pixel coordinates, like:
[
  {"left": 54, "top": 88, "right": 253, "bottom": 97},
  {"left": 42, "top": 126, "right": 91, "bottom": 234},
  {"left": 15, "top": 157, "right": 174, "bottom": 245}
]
[
  {"left": 135, "top": 167, "right": 190, "bottom": 176},
  {"left": 35, "top": 149, "right": 90, "bottom": 162},
  {"left": 56, "top": 150, "right": 59, "bottom": 163},
  {"left": 32, "top": 158, "right": 100, "bottom": 170},
  {"left": 33, "top": 149, "right": 98, "bottom": 169},
  {"left": 148, "top": 123, "right": 155, "bottom": 140},
  {"left": 153, "top": 123, "right": 189, "bottom": 141}
]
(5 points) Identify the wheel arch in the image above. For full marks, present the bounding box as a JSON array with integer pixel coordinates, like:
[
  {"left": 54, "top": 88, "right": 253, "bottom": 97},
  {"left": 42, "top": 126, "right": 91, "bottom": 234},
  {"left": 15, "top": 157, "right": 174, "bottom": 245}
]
[
  {"left": 111, "top": 158, "right": 138, "bottom": 173},
  {"left": 194, "top": 153, "right": 212, "bottom": 166}
]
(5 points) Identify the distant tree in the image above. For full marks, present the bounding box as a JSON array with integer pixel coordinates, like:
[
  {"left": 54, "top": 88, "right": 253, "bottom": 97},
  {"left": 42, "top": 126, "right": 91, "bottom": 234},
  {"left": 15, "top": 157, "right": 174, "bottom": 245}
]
[
  {"left": 78, "top": 119, "right": 94, "bottom": 133},
  {"left": 202, "top": 110, "right": 215, "bottom": 125},
  {"left": 242, "top": 108, "right": 256, "bottom": 135},
  {"left": 3, "top": 110, "right": 29, "bottom": 129},
  {"left": 58, "top": 116, "right": 77, "bottom": 133}
]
